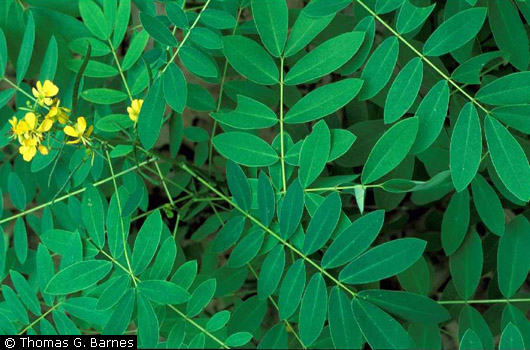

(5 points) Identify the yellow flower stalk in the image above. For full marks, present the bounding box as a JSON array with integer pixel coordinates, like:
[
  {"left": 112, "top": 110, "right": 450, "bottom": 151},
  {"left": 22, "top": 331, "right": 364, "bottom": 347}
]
[
  {"left": 64, "top": 116, "right": 93, "bottom": 146},
  {"left": 32, "top": 80, "right": 59, "bottom": 106},
  {"left": 127, "top": 99, "right": 144, "bottom": 122}
]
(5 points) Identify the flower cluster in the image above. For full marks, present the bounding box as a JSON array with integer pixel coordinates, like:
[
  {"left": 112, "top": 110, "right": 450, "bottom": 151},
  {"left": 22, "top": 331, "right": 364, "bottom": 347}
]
[
  {"left": 8, "top": 80, "right": 93, "bottom": 162},
  {"left": 127, "top": 98, "right": 143, "bottom": 123}
]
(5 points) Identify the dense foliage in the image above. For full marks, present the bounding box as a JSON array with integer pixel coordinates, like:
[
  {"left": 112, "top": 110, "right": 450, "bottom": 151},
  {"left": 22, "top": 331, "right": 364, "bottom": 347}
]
[{"left": 0, "top": 0, "right": 529, "bottom": 348}]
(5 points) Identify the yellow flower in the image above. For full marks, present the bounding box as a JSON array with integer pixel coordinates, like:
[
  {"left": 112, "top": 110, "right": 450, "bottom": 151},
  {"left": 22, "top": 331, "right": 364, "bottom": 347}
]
[
  {"left": 9, "top": 116, "right": 29, "bottom": 138},
  {"left": 45, "top": 99, "right": 70, "bottom": 124},
  {"left": 64, "top": 117, "right": 93, "bottom": 146},
  {"left": 127, "top": 99, "right": 143, "bottom": 122},
  {"left": 9, "top": 112, "right": 52, "bottom": 162},
  {"left": 18, "top": 134, "right": 48, "bottom": 162},
  {"left": 32, "top": 80, "right": 59, "bottom": 106}
]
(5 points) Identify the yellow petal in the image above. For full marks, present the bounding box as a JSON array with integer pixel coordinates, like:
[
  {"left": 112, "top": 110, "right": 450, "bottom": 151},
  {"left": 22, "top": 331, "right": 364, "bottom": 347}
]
[
  {"left": 24, "top": 112, "right": 37, "bottom": 130},
  {"left": 77, "top": 117, "right": 87, "bottom": 134},
  {"left": 32, "top": 87, "right": 40, "bottom": 99},
  {"left": 38, "top": 118, "right": 53, "bottom": 132},
  {"left": 86, "top": 125, "right": 93, "bottom": 137},
  {"left": 36, "top": 81, "right": 43, "bottom": 92},
  {"left": 43, "top": 80, "right": 59, "bottom": 96},
  {"left": 64, "top": 125, "right": 79, "bottom": 137},
  {"left": 67, "top": 139, "right": 81, "bottom": 145},
  {"left": 38, "top": 145, "right": 49, "bottom": 155}
]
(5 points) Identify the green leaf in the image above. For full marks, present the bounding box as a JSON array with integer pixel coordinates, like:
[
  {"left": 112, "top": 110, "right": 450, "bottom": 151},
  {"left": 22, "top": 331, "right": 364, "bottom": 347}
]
[
  {"left": 351, "top": 298, "right": 415, "bottom": 349},
  {"left": 322, "top": 210, "right": 384, "bottom": 269},
  {"left": 299, "top": 120, "right": 331, "bottom": 188},
  {"left": 96, "top": 114, "right": 133, "bottom": 132},
  {"left": 190, "top": 27, "right": 222, "bottom": 50},
  {"left": 163, "top": 63, "right": 187, "bottom": 113},
  {"left": 228, "top": 228, "right": 264, "bottom": 268},
  {"left": 258, "top": 172, "right": 275, "bottom": 227},
  {"left": 491, "top": 105, "right": 530, "bottom": 134},
  {"left": 148, "top": 237, "right": 176, "bottom": 280},
  {"left": 212, "top": 216, "right": 245, "bottom": 252},
  {"left": 187, "top": 278, "right": 216, "bottom": 317},
  {"left": 410, "top": 80, "right": 450, "bottom": 154},
  {"left": 16, "top": 12, "right": 34, "bottom": 84},
  {"left": 460, "top": 329, "right": 483, "bottom": 350},
  {"left": 501, "top": 305, "right": 530, "bottom": 349},
  {"left": 226, "top": 332, "right": 253, "bottom": 347},
  {"left": 10, "top": 271, "right": 41, "bottom": 316},
  {"left": 397, "top": 257, "right": 431, "bottom": 296},
  {"left": 441, "top": 189, "right": 470, "bottom": 255},
  {"left": 227, "top": 160, "right": 252, "bottom": 211},
  {"left": 39, "top": 36, "right": 58, "bottom": 81},
  {"left": 82, "top": 185, "right": 105, "bottom": 248},
  {"left": 396, "top": 1, "right": 435, "bottom": 34},
  {"left": 361, "top": 117, "right": 419, "bottom": 184},
  {"left": 79, "top": 0, "right": 109, "bottom": 40},
  {"left": 112, "top": 0, "right": 130, "bottom": 47},
  {"left": 452, "top": 51, "right": 505, "bottom": 85},
  {"left": 358, "top": 290, "right": 450, "bottom": 323},
  {"left": 384, "top": 57, "right": 423, "bottom": 124},
  {"left": 329, "top": 129, "right": 357, "bottom": 161},
  {"left": 284, "top": 31, "right": 364, "bottom": 85},
  {"left": 179, "top": 46, "right": 219, "bottom": 79},
  {"left": 36, "top": 244, "right": 55, "bottom": 306},
  {"left": 258, "top": 324, "right": 288, "bottom": 349},
  {"left": 122, "top": 30, "right": 149, "bottom": 70},
  {"left": 423, "top": 8, "right": 487, "bottom": 56},
  {"left": 8, "top": 172, "right": 26, "bottom": 211},
  {"left": 299, "top": 273, "right": 327, "bottom": 347},
  {"left": 138, "top": 280, "right": 190, "bottom": 304},
  {"left": 359, "top": 36, "right": 399, "bottom": 100},
  {"left": 471, "top": 174, "right": 505, "bottom": 236},
  {"left": 258, "top": 245, "right": 285, "bottom": 299},
  {"left": 140, "top": 12, "right": 177, "bottom": 46},
  {"left": 211, "top": 95, "right": 278, "bottom": 129},
  {"left": 1, "top": 285, "right": 28, "bottom": 324},
  {"left": 81, "top": 88, "right": 128, "bottom": 104},
  {"left": 500, "top": 323, "right": 525, "bottom": 350},
  {"left": 497, "top": 215, "right": 530, "bottom": 298},
  {"left": 45, "top": 260, "right": 112, "bottom": 295},
  {"left": 14, "top": 218, "right": 27, "bottom": 264},
  {"left": 303, "top": 0, "right": 351, "bottom": 17},
  {"left": 450, "top": 103, "right": 482, "bottom": 192},
  {"left": 476, "top": 72, "right": 530, "bottom": 106},
  {"left": 0, "top": 29, "right": 7, "bottom": 77},
  {"left": 285, "top": 79, "right": 363, "bottom": 124},
  {"left": 102, "top": 289, "right": 135, "bottom": 335},
  {"left": 341, "top": 16, "right": 375, "bottom": 74},
  {"left": 488, "top": 0, "right": 529, "bottom": 71},
  {"left": 459, "top": 305, "right": 494, "bottom": 350},
  {"left": 329, "top": 287, "right": 362, "bottom": 349},
  {"left": 223, "top": 35, "right": 279, "bottom": 85},
  {"left": 278, "top": 259, "right": 306, "bottom": 320},
  {"left": 252, "top": 0, "right": 288, "bottom": 57},
  {"left": 449, "top": 231, "right": 483, "bottom": 300},
  {"left": 200, "top": 9, "right": 236, "bottom": 29},
  {"left": 206, "top": 311, "right": 231, "bottom": 332},
  {"left": 485, "top": 115, "right": 530, "bottom": 201},
  {"left": 131, "top": 210, "right": 162, "bottom": 274},
  {"left": 137, "top": 294, "right": 159, "bottom": 348},
  {"left": 138, "top": 79, "right": 165, "bottom": 150},
  {"left": 166, "top": 2, "right": 188, "bottom": 29},
  {"left": 339, "top": 238, "right": 426, "bottom": 284},
  {"left": 171, "top": 260, "right": 197, "bottom": 290},
  {"left": 284, "top": 11, "right": 334, "bottom": 58},
  {"left": 213, "top": 132, "right": 278, "bottom": 167},
  {"left": 303, "top": 192, "right": 341, "bottom": 254},
  {"left": 96, "top": 275, "right": 129, "bottom": 310}
]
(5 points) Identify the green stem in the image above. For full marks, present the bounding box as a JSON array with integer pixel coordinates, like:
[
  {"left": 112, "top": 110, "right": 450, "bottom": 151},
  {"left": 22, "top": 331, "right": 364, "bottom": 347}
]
[
  {"left": 438, "top": 298, "right": 530, "bottom": 305},
  {"left": 279, "top": 56, "right": 287, "bottom": 193},
  {"left": 104, "top": 147, "right": 137, "bottom": 287},
  {"left": 355, "top": 0, "right": 490, "bottom": 115},
  {"left": 180, "top": 163, "right": 357, "bottom": 298},
  {"left": 161, "top": 0, "right": 212, "bottom": 74},
  {"left": 108, "top": 39, "right": 133, "bottom": 102},
  {"left": 18, "top": 303, "right": 61, "bottom": 335}
]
